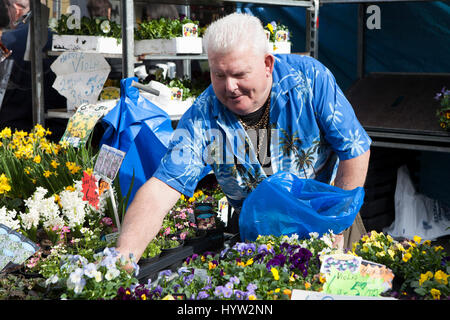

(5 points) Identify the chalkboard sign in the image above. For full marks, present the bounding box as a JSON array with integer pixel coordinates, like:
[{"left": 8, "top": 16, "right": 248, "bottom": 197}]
[{"left": 0, "top": 59, "right": 13, "bottom": 111}]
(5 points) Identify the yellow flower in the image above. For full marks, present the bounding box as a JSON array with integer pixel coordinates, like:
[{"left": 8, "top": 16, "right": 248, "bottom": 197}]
[
  {"left": 33, "top": 155, "right": 41, "bottom": 164},
  {"left": 188, "top": 197, "right": 195, "bottom": 203},
  {"left": 51, "top": 160, "right": 59, "bottom": 169},
  {"left": 319, "top": 275, "right": 326, "bottom": 284},
  {"left": 0, "top": 127, "right": 12, "bottom": 139},
  {"left": 245, "top": 258, "right": 254, "bottom": 266},
  {"left": 248, "top": 294, "right": 256, "bottom": 300},
  {"left": 434, "top": 270, "right": 449, "bottom": 285},
  {"left": 396, "top": 243, "right": 405, "bottom": 252},
  {"left": 283, "top": 289, "right": 292, "bottom": 297},
  {"left": 271, "top": 267, "right": 280, "bottom": 281},
  {"left": 208, "top": 261, "right": 217, "bottom": 270},
  {"left": 65, "top": 185, "right": 76, "bottom": 192},
  {"left": 24, "top": 167, "right": 31, "bottom": 175},
  {"left": 43, "top": 170, "right": 52, "bottom": 178},
  {"left": 423, "top": 240, "right": 431, "bottom": 246},
  {"left": 388, "top": 249, "right": 395, "bottom": 259},
  {"left": 236, "top": 260, "right": 245, "bottom": 267},
  {"left": 266, "top": 23, "right": 274, "bottom": 34},
  {"left": 66, "top": 162, "right": 81, "bottom": 174},
  {"left": 430, "top": 288, "right": 441, "bottom": 300},
  {"left": 386, "top": 235, "right": 394, "bottom": 243},
  {"left": 361, "top": 235, "right": 369, "bottom": 242},
  {"left": 434, "top": 246, "right": 444, "bottom": 252},
  {"left": 402, "top": 252, "right": 412, "bottom": 263},
  {"left": 85, "top": 168, "right": 94, "bottom": 175},
  {"left": 289, "top": 272, "right": 296, "bottom": 283},
  {"left": 59, "top": 140, "right": 69, "bottom": 149},
  {"left": 376, "top": 251, "right": 386, "bottom": 258},
  {"left": 54, "top": 194, "right": 61, "bottom": 207},
  {"left": 419, "top": 271, "right": 434, "bottom": 286},
  {"left": 0, "top": 174, "right": 11, "bottom": 194},
  {"left": 304, "top": 282, "right": 311, "bottom": 290},
  {"left": 141, "top": 294, "right": 147, "bottom": 300},
  {"left": 413, "top": 235, "right": 422, "bottom": 244}
]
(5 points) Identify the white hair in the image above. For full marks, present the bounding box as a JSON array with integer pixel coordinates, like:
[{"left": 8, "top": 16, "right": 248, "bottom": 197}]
[{"left": 203, "top": 13, "right": 268, "bottom": 56}]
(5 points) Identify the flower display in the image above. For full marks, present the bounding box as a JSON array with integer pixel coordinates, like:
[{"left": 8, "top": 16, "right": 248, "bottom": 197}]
[
  {"left": 435, "top": 86, "right": 450, "bottom": 131},
  {"left": 50, "top": 15, "right": 121, "bottom": 40}
]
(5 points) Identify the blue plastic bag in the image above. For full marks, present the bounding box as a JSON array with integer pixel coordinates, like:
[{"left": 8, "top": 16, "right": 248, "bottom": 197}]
[
  {"left": 100, "top": 77, "right": 174, "bottom": 206},
  {"left": 239, "top": 171, "right": 365, "bottom": 241}
]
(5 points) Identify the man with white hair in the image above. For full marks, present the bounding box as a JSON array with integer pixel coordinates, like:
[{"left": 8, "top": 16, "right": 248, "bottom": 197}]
[{"left": 116, "top": 13, "right": 371, "bottom": 262}]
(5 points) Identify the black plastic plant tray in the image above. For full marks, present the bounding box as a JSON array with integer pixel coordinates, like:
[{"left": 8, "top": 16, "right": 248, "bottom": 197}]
[{"left": 137, "top": 246, "right": 193, "bottom": 282}]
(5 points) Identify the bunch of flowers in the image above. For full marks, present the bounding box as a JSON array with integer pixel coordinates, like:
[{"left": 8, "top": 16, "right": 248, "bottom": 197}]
[
  {"left": 0, "top": 125, "right": 95, "bottom": 202},
  {"left": 49, "top": 15, "right": 122, "bottom": 40},
  {"left": 42, "top": 247, "right": 139, "bottom": 300},
  {"left": 0, "top": 177, "right": 112, "bottom": 245},
  {"left": 120, "top": 233, "right": 337, "bottom": 300},
  {"left": 264, "top": 21, "right": 291, "bottom": 42},
  {"left": 411, "top": 269, "right": 450, "bottom": 300},
  {"left": 435, "top": 87, "right": 450, "bottom": 131},
  {"left": 352, "top": 231, "right": 449, "bottom": 298}
]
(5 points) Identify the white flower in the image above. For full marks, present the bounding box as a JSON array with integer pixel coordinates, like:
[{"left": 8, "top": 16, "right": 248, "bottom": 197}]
[
  {"left": 59, "top": 189, "right": 88, "bottom": 228},
  {"left": 67, "top": 268, "right": 86, "bottom": 294},
  {"left": 48, "top": 17, "right": 58, "bottom": 31},
  {"left": 0, "top": 206, "right": 20, "bottom": 230},
  {"left": 100, "top": 20, "right": 111, "bottom": 34},
  {"left": 45, "top": 274, "right": 59, "bottom": 286},
  {"left": 105, "top": 267, "right": 120, "bottom": 281}
]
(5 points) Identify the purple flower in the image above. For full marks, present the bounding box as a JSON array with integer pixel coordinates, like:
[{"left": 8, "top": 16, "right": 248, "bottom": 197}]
[
  {"left": 214, "top": 286, "right": 225, "bottom": 297},
  {"left": 234, "top": 290, "right": 246, "bottom": 300},
  {"left": 266, "top": 254, "right": 286, "bottom": 270},
  {"left": 223, "top": 287, "right": 233, "bottom": 298},
  {"left": 229, "top": 276, "right": 240, "bottom": 285},
  {"left": 246, "top": 283, "right": 257, "bottom": 293},
  {"left": 257, "top": 244, "right": 274, "bottom": 255},
  {"left": 183, "top": 273, "right": 194, "bottom": 286},
  {"left": 289, "top": 248, "right": 313, "bottom": 277},
  {"left": 159, "top": 269, "right": 172, "bottom": 278},
  {"left": 197, "top": 291, "right": 209, "bottom": 300}
]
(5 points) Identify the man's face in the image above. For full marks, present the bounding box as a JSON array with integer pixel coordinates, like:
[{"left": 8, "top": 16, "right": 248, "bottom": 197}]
[{"left": 208, "top": 48, "right": 274, "bottom": 116}]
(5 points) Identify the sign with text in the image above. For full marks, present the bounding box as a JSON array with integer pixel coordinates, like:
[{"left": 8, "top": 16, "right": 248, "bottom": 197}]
[
  {"left": 323, "top": 269, "right": 385, "bottom": 297},
  {"left": 320, "top": 254, "right": 362, "bottom": 274},
  {"left": 81, "top": 171, "right": 100, "bottom": 210},
  {"left": 60, "top": 102, "right": 116, "bottom": 147},
  {"left": 51, "top": 52, "right": 111, "bottom": 111},
  {"left": 93, "top": 144, "right": 125, "bottom": 183},
  {"left": 291, "top": 289, "right": 396, "bottom": 300}
]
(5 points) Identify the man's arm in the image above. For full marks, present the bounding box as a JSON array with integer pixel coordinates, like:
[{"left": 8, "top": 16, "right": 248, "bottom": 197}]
[
  {"left": 334, "top": 149, "right": 371, "bottom": 190},
  {"left": 115, "top": 177, "right": 181, "bottom": 262}
]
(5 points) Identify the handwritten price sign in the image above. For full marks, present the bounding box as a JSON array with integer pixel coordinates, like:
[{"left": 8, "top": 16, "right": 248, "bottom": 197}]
[{"left": 51, "top": 52, "right": 111, "bottom": 111}]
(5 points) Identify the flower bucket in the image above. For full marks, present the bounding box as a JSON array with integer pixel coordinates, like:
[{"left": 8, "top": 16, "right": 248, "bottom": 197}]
[{"left": 160, "top": 240, "right": 184, "bottom": 257}]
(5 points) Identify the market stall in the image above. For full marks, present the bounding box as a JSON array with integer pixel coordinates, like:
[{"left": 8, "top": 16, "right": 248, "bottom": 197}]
[{"left": 1, "top": 0, "right": 449, "bottom": 303}]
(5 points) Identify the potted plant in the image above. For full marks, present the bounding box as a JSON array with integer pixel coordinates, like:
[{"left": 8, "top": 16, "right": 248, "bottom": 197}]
[
  {"left": 50, "top": 15, "right": 122, "bottom": 54},
  {"left": 264, "top": 21, "right": 291, "bottom": 54},
  {"left": 134, "top": 17, "right": 203, "bottom": 55}
]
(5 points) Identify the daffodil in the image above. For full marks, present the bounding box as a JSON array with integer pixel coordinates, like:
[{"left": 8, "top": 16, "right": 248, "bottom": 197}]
[
  {"left": 0, "top": 127, "right": 12, "bottom": 139},
  {"left": 33, "top": 155, "right": 41, "bottom": 164},
  {"left": 0, "top": 173, "right": 11, "bottom": 194},
  {"left": 43, "top": 170, "right": 52, "bottom": 178}
]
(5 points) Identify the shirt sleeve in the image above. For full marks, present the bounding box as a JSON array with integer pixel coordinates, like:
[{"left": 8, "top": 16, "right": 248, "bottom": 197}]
[
  {"left": 302, "top": 57, "right": 372, "bottom": 160},
  {"left": 152, "top": 99, "right": 208, "bottom": 197}
]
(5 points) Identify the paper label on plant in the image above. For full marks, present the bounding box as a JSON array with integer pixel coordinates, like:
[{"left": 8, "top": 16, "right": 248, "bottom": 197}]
[
  {"left": 81, "top": 170, "right": 99, "bottom": 209},
  {"left": 275, "top": 30, "right": 289, "bottom": 42},
  {"left": 183, "top": 23, "right": 198, "bottom": 38},
  {"left": 104, "top": 232, "right": 119, "bottom": 244},
  {"left": 60, "top": 102, "right": 115, "bottom": 147},
  {"left": 93, "top": 144, "right": 126, "bottom": 183},
  {"left": 171, "top": 87, "right": 183, "bottom": 101},
  {"left": 360, "top": 260, "right": 395, "bottom": 292},
  {"left": 320, "top": 254, "right": 362, "bottom": 274}
]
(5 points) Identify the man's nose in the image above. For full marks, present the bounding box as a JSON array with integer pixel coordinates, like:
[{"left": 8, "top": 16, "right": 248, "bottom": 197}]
[{"left": 225, "top": 77, "right": 238, "bottom": 93}]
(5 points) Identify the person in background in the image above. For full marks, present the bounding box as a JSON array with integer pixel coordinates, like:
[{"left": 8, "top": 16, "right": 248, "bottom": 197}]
[
  {"left": 87, "top": 0, "right": 111, "bottom": 19},
  {"left": 115, "top": 13, "right": 371, "bottom": 266},
  {"left": 0, "top": 0, "right": 67, "bottom": 140},
  {"left": 142, "top": 4, "right": 179, "bottom": 21}
]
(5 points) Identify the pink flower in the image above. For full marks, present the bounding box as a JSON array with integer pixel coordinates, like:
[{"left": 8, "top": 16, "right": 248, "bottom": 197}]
[
  {"left": 164, "top": 227, "right": 171, "bottom": 235},
  {"left": 101, "top": 217, "right": 113, "bottom": 226},
  {"left": 179, "top": 212, "right": 187, "bottom": 220},
  {"left": 180, "top": 232, "right": 187, "bottom": 240}
]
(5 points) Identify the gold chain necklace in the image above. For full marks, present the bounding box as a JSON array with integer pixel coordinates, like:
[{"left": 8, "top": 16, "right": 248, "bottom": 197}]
[{"left": 238, "top": 96, "right": 271, "bottom": 164}]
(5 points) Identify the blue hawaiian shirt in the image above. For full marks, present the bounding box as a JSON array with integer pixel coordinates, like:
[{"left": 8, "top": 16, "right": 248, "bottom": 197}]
[{"left": 153, "top": 54, "right": 372, "bottom": 211}]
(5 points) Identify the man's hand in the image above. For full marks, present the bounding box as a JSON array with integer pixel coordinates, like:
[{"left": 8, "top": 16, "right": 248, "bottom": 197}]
[{"left": 115, "top": 177, "right": 181, "bottom": 263}]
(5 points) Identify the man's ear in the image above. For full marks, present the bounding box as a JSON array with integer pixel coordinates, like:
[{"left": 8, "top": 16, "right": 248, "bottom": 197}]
[{"left": 264, "top": 53, "right": 275, "bottom": 77}]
